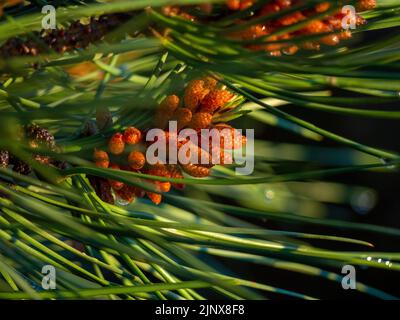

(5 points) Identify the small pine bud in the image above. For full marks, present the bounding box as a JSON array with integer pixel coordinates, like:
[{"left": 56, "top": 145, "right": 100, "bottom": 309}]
[
  {"left": 200, "top": 89, "right": 234, "bottom": 114},
  {"left": 315, "top": 2, "right": 330, "bottom": 12},
  {"left": 189, "top": 112, "right": 213, "bottom": 129},
  {"left": 123, "top": 127, "right": 142, "bottom": 145},
  {"left": 305, "top": 20, "right": 329, "bottom": 34},
  {"left": 13, "top": 160, "right": 32, "bottom": 175},
  {"left": 159, "top": 95, "right": 180, "bottom": 113},
  {"left": 51, "top": 159, "right": 68, "bottom": 170},
  {"left": 203, "top": 76, "right": 218, "bottom": 90},
  {"left": 99, "top": 179, "right": 115, "bottom": 204},
  {"left": 157, "top": 181, "right": 171, "bottom": 193},
  {"left": 277, "top": 12, "right": 305, "bottom": 27},
  {"left": 322, "top": 34, "right": 340, "bottom": 46},
  {"left": 213, "top": 124, "right": 247, "bottom": 149},
  {"left": 167, "top": 165, "right": 185, "bottom": 190},
  {"left": 115, "top": 185, "right": 135, "bottom": 204},
  {"left": 81, "top": 120, "right": 99, "bottom": 137},
  {"left": 26, "top": 124, "right": 56, "bottom": 150},
  {"left": 109, "top": 133, "right": 125, "bottom": 155},
  {"left": 199, "top": 3, "right": 213, "bottom": 14},
  {"left": 34, "top": 154, "right": 51, "bottom": 165},
  {"left": 96, "top": 106, "right": 113, "bottom": 130},
  {"left": 93, "top": 149, "right": 109, "bottom": 168},
  {"left": 172, "top": 108, "right": 192, "bottom": 130},
  {"left": 153, "top": 95, "right": 181, "bottom": 129},
  {"left": 226, "top": 0, "right": 241, "bottom": 10},
  {"left": 181, "top": 163, "right": 210, "bottom": 177},
  {"left": 210, "top": 145, "right": 233, "bottom": 165},
  {"left": 108, "top": 163, "right": 124, "bottom": 190},
  {"left": 154, "top": 108, "right": 173, "bottom": 129},
  {"left": 147, "top": 164, "right": 171, "bottom": 178},
  {"left": 146, "top": 164, "right": 171, "bottom": 198},
  {"left": 357, "top": 0, "right": 376, "bottom": 11},
  {"left": 0, "top": 150, "right": 9, "bottom": 168},
  {"left": 133, "top": 186, "right": 145, "bottom": 198},
  {"left": 88, "top": 176, "right": 114, "bottom": 204},
  {"left": 179, "top": 140, "right": 211, "bottom": 165},
  {"left": 128, "top": 151, "right": 146, "bottom": 170}
]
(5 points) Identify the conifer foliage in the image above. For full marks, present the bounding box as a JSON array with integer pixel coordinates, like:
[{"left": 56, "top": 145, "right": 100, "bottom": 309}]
[{"left": 0, "top": 0, "right": 399, "bottom": 300}]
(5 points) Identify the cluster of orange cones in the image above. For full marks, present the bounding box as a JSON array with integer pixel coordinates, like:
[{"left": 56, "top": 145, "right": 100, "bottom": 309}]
[{"left": 92, "top": 77, "right": 246, "bottom": 205}]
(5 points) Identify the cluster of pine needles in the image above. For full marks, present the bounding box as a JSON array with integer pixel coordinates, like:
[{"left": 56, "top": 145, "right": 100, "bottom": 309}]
[{"left": 0, "top": 0, "right": 399, "bottom": 300}]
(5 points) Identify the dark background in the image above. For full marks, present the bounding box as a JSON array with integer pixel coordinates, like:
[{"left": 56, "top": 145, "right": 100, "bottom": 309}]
[
  {"left": 221, "top": 81, "right": 400, "bottom": 299},
  {"left": 237, "top": 111, "right": 400, "bottom": 299}
]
